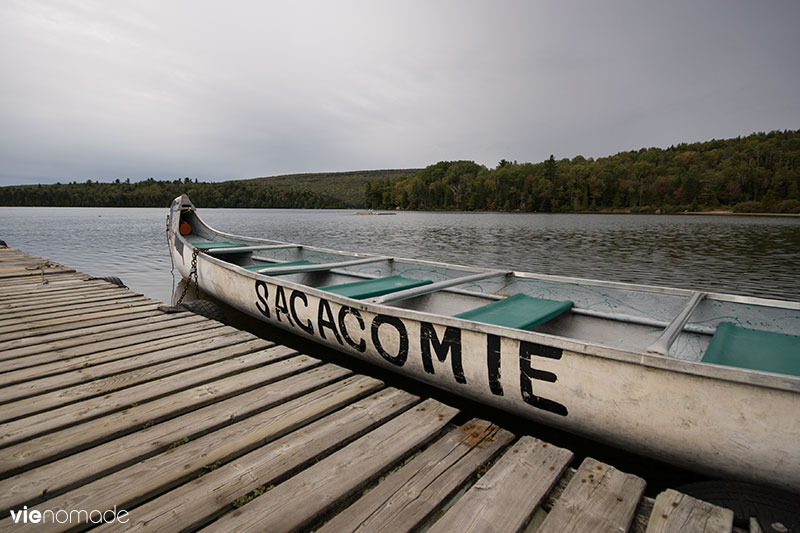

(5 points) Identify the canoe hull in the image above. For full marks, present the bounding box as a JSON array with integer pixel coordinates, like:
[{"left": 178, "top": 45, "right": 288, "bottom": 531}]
[{"left": 168, "top": 198, "right": 800, "bottom": 492}]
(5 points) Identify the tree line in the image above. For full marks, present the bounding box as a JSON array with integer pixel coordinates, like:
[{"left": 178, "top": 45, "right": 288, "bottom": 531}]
[
  {"left": 366, "top": 130, "right": 800, "bottom": 214},
  {"left": 0, "top": 178, "right": 343, "bottom": 208},
  {"left": 2, "top": 130, "right": 798, "bottom": 213}
]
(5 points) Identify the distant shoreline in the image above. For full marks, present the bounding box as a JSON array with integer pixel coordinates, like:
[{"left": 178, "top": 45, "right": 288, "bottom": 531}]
[
  {"left": 580, "top": 209, "right": 800, "bottom": 217},
  {"left": 385, "top": 207, "right": 800, "bottom": 217},
  {"left": 2, "top": 205, "right": 800, "bottom": 217},
  {"left": 679, "top": 210, "right": 800, "bottom": 217}
]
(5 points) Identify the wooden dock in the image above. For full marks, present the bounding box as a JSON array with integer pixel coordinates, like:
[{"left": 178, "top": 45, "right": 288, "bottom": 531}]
[{"left": 0, "top": 246, "right": 737, "bottom": 532}]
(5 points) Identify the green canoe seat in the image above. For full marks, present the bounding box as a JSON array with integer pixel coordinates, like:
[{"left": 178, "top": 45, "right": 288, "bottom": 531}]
[
  {"left": 702, "top": 322, "right": 800, "bottom": 377},
  {"left": 321, "top": 275, "right": 432, "bottom": 300},
  {"left": 191, "top": 241, "right": 243, "bottom": 250},
  {"left": 243, "top": 260, "right": 316, "bottom": 272},
  {"left": 455, "top": 293, "right": 573, "bottom": 330}
]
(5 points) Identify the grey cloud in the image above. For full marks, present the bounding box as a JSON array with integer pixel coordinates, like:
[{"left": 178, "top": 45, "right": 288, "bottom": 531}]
[{"left": 1, "top": 0, "right": 798, "bottom": 185}]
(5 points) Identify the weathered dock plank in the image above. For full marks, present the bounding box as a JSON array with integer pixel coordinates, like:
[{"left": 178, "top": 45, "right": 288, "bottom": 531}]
[
  {"left": 0, "top": 329, "right": 256, "bottom": 401},
  {"left": 0, "top": 346, "right": 303, "bottom": 445},
  {"left": 318, "top": 419, "right": 515, "bottom": 533},
  {"left": 0, "top": 269, "right": 82, "bottom": 280},
  {"left": 0, "top": 265, "right": 75, "bottom": 279},
  {"left": 0, "top": 249, "right": 732, "bottom": 532},
  {"left": 0, "top": 337, "right": 272, "bottom": 418},
  {"left": 0, "top": 378, "right": 390, "bottom": 532},
  {"left": 538, "top": 457, "right": 647, "bottom": 533},
  {"left": 0, "top": 279, "right": 107, "bottom": 298},
  {"left": 0, "top": 291, "right": 144, "bottom": 317},
  {"left": 0, "top": 314, "right": 208, "bottom": 365},
  {"left": 0, "top": 317, "right": 217, "bottom": 372},
  {"left": 101, "top": 385, "right": 414, "bottom": 532},
  {"left": 0, "top": 359, "right": 341, "bottom": 477},
  {"left": 0, "top": 262, "right": 78, "bottom": 275},
  {"left": 0, "top": 309, "right": 193, "bottom": 353},
  {"left": 0, "top": 297, "right": 157, "bottom": 329},
  {"left": 0, "top": 296, "right": 153, "bottom": 328},
  {"left": 0, "top": 274, "right": 106, "bottom": 289},
  {"left": 646, "top": 489, "right": 733, "bottom": 533},
  {"left": 429, "top": 435, "right": 574, "bottom": 533},
  {"left": 0, "top": 303, "right": 164, "bottom": 340},
  {"left": 0, "top": 285, "right": 126, "bottom": 307},
  {"left": 0, "top": 324, "right": 233, "bottom": 386},
  {"left": 0, "top": 367, "right": 362, "bottom": 513},
  {"left": 202, "top": 398, "right": 459, "bottom": 533}
]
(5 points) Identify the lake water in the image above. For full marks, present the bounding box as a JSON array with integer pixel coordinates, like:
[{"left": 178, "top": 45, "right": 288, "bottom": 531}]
[{"left": 1, "top": 207, "right": 798, "bottom": 303}]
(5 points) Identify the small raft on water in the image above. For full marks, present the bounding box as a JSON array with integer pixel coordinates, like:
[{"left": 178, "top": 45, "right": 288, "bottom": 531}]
[{"left": 168, "top": 194, "right": 800, "bottom": 492}]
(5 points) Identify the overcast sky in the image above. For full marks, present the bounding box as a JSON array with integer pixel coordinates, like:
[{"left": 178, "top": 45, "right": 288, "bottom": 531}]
[{"left": 1, "top": 0, "right": 798, "bottom": 186}]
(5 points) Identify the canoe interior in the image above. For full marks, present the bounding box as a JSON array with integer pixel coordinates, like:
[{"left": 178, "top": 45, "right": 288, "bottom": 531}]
[{"left": 178, "top": 206, "right": 800, "bottom": 371}]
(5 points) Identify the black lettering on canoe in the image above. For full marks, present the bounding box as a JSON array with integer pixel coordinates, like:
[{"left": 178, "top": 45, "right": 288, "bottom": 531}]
[
  {"left": 371, "top": 315, "right": 408, "bottom": 366},
  {"left": 420, "top": 322, "right": 465, "bottom": 384},
  {"left": 519, "top": 340, "right": 567, "bottom": 416},
  {"left": 255, "top": 280, "right": 269, "bottom": 318},
  {"left": 487, "top": 334, "right": 503, "bottom": 396},
  {"left": 290, "top": 290, "right": 313, "bottom": 335},
  {"left": 338, "top": 306, "right": 366, "bottom": 352},
  {"left": 317, "top": 298, "right": 342, "bottom": 344},
  {"left": 521, "top": 341, "right": 563, "bottom": 361},
  {"left": 273, "top": 285, "right": 293, "bottom": 326}
]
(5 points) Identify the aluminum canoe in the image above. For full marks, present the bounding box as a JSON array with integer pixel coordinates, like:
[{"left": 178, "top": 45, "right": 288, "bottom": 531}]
[{"left": 168, "top": 194, "right": 800, "bottom": 491}]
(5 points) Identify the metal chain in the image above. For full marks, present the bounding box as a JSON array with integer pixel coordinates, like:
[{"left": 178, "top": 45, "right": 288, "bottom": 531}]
[
  {"left": 167, "top": 211, "right": 206, "bottom": 305},
  {"left": 176, "top": 247, "right": 201, "bottom": 305},
  {"left": 191, "top": 249, "right": 202, "bottom": 300}
]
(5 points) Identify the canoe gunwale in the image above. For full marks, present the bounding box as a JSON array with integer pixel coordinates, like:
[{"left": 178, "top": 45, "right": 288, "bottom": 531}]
[{"left": 171, "top": 197, "right": 800, "bottom": 394}]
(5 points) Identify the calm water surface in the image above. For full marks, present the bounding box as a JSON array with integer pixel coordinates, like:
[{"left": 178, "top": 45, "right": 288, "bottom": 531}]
[{"left": 1, "top": 207, "right": 798, "bottom": 303}]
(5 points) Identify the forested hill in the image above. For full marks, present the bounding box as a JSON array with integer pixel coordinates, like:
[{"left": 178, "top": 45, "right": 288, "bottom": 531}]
[
  {"left": 2, "top": 131, "right": 799, "bottom": 212},
  {"left": 0, "top": 169, "right": 419, "bottom": 208},
  {"left": 367, "top": 130, "right": 800, "bottom": 214}
]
